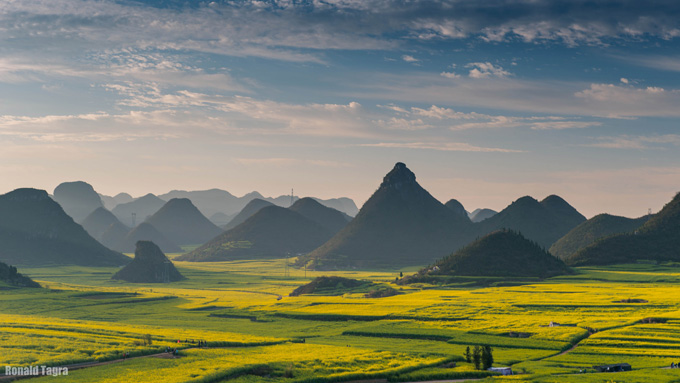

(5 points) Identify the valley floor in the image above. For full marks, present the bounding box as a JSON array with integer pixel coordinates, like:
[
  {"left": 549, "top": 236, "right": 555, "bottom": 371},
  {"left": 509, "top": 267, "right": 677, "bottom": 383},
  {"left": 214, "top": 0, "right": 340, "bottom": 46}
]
[{"left": 2, "top": 259, "right": 680, "bottom": 382}]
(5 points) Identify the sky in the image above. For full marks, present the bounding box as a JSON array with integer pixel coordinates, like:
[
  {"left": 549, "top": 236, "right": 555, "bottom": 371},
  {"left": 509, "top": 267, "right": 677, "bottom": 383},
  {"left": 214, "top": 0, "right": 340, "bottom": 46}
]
[{"left": 1, "top": 0, "right": 679, "bottom": 218}]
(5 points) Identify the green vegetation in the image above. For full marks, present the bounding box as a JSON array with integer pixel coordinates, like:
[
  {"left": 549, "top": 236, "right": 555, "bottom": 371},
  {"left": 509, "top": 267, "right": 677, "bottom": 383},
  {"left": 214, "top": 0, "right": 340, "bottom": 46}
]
[
  {"left": 568, "top": 192, "right": 680, "bottom": 266},
  {"left": 403, "top": 230, "right": 571, "bottom": 283},
  {"left": 300, "top": 163, "right": 474, "bottom": 270},
  {"left": 179, "top": 206, "right": 334, "bottom": 262},
  {"left": 2, "top": 257, "right": 680, "bottom": 382},
  {"left": 0, "top": 261, "right": 40, "bottom": 288},
  {"left": 476, "top": 195, "right": 586, "bottom": 250},
  {"left": 290, "top": 276, "right": 397, "bottom": 297},
  {"left": 550, "top": 213, "right": 650, "bottom": 260}
]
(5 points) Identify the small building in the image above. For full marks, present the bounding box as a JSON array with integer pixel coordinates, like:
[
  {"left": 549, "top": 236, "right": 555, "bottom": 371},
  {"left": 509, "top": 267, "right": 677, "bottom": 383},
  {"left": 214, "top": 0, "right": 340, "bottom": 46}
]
[
  {"left": 549, "top": 321, "right": 561, "bottom": 327},
  {"left": 489, "top": 367, "right": 513, "bottom": 375},
  {"left": 593, "top": 363, "right": 631, "bottom": 372}
]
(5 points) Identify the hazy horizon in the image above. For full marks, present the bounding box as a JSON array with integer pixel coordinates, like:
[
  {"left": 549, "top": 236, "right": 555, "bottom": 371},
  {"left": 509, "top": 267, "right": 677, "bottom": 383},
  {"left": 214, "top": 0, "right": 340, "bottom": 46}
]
[{"left": 1, "top": 1, "right": 679, "bottom": 219}]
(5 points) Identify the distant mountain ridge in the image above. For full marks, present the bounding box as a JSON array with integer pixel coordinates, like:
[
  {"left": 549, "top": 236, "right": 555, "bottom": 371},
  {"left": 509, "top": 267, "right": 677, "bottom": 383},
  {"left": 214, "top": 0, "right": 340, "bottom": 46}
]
[
  {"left": 474, "top": 195, "right": 586, "bottom": 250},
  {"left": 0, "top": 188, "right": 129, "bottom": 266},
  {"left": 53, "top": 181, "right": 104, "bottom": 223},
  {"left": 113, "top": 222, "right": 183, "bottom": 254},
  {"left": 177, "top": 205, "right": 334, "bottom": 262},
  {"left": 223, "top": 199, "right": 274, "bottom": 231},
  {"left": 144, "top": 198, "right": 222, "bottom": 246},
  {"left": 567, "top": 192, "right": 680, "bottom": 266},
  {"left": 550, "top": 213, "right": 651, "bottom": 260},
  {"left": 112, "top": 193, "right": 167, "bottom": 227},
  {"left": 468, "top": 208, "right": 497, "bottom": 223}
]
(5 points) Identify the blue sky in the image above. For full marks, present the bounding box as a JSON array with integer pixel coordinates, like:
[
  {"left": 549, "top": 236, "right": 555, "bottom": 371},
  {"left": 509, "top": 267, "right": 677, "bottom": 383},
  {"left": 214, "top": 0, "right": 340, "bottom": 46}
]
[{"left": 1, "top": 0, "right": 679, "bottom": 217}]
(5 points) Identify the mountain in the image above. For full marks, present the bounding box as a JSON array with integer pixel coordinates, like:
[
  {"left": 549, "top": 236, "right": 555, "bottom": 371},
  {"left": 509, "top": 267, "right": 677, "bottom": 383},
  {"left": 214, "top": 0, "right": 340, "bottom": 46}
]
[
  {"left": 81, "top": 207, "right": 129, "bottom": 241},
  {"left": 145, "top": 198, "right": 222, "bottom": 246},
  {"left": 0, "top": 262, "right": 41, "bottom": 288},
  {"left": 312, "top": 197, "right": 359, "bottom": 217},
  {"left": 474, "top": 195, "right": 586, "bottom": 249},
  {"left": 99, "top": 221, "right": 132, "bottom": 251},
  {"left": 445, "top": 199, "right": 470, "bottom": 220},
  {"left": 52, "top": 181, "right": 104, "bottom": 223},
  {"left": 299, "top": 163, "right": 474, "bottom": 270},
  {"left": 469, "top": 208, "right": 497, "bottom": 223},
  {"left": 550, "top": 213, "right": 651, "bottom": 260},
  {"left": 112, "top": 241, "right": 184, "bottom": 283},
  {"left": 209, "top": 212, "right": 234, "bottom": 226},
  {"left": 113, "top": 222, "right": 183, "bottom": 253},
  {"left": 289, "top": 197, "right": 351, "bottom": 233},
  {"left": 100, "top": 192, "right": 134, "bottom": 210},
  {"left": 112, "top": 193, "right": 166, "bottom": 227},
  {"left": 223, "top": 198, "right": 275, "bottom": 231},
  {"left": 404, "top": 230, "right": 570, "bottom": 281},
  {"left": 177, "top": 205, "right": 333, "bottom": 262},
  {"left": 567, "top": 192, "right": 680, "bottom": 266},
  {"left": 158, "top": 189, "right": 240, "bottom": 219},
  {"left": 0, "top": 188, "right": 129, "bottom": 266}
]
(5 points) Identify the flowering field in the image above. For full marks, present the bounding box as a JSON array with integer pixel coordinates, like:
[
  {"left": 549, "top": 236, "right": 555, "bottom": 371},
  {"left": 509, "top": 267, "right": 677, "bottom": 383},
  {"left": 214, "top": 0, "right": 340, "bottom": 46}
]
[{"left": 2, "top": 261, "right": 680, "bottom": 382}]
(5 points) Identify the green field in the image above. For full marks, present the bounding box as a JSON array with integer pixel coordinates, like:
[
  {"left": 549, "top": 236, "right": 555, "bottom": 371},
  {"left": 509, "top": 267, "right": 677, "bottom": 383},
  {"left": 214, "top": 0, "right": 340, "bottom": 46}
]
[{"left": 3, "top": 259, "right": 680, "bottom": 382}]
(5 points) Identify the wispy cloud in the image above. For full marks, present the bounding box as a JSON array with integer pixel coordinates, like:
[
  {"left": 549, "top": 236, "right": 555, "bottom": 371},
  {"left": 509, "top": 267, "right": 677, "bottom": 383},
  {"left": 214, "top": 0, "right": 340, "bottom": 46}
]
[
  {"left": 361, "top": 141, "right": 524, "bottom": 153},
  {"left": 585, "top": 134, "right": 680, "bottom": 149},
  {"left": 466, "top": 62, "right": 512, "bottom": 79}
]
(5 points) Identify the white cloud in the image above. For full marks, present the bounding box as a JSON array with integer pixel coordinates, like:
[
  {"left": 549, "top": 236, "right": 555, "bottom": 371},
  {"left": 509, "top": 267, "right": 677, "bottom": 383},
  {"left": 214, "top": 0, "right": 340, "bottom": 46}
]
[
  {"left": 466, "top": 62, "right": 512, "bottom": 79},
  {"left": 440, "top": 71, "right": 461, "bottom": 79},
  {"left": 620, "top": 77, "right": 629, "bottom": 84},
  {"left": 402, "top": 55, "right": 419, "bottom": 63}
]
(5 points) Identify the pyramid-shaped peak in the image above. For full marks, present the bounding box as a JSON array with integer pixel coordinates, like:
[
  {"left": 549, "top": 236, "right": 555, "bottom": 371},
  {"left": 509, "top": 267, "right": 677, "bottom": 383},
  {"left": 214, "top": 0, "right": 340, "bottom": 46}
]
[
  {"left": 380, "top": 162, "right": 416, "bottom": 188},
  {"left": 134, "top": 240, "right": 169, "bottom": 263},
  {"left": 5, "top": 188, "right": 50, "bottom": 202}
]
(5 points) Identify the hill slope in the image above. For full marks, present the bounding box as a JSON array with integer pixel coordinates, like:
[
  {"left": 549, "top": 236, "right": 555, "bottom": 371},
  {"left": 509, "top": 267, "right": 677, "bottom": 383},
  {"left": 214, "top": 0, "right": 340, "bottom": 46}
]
[
  {"left": 112, "top": 193, "right": 166, "bottom": 227},
  {"left": 0, "top": 262, "right": 41, "bottom": 288},
  {"left": 113, "top": 222, "right": 183, "bottom": 253},
  {"left": 0, "top": 188, "right": 129, "bottom": 266},
  {"left": 289, "top": 197, "right": 351, "bottom": 233},
  {"left": 145, "top": 198, "right": 222, "bottom": 246},
  {"left": 405, "top": 230, "right": 570, "bottom": 281},
  {"left": 550, "top": 213, "right": 651, "bottom": 260},
  {"left": 112, "top": 241, "right": 184, "bottom": 283},
  {"left": 299, "top": 163, "right": 474, "bottom": 270},
  {"left": 567, "top": 192, "right": 680, "bottom": 266},
  {"left": 469, "top": 208, "right": 497, "bottom": 223},
  {"left": 474, "top": 195, "right": 586, "bottom": 249},
  {"left": 177, "top": 206, "right": 333, "bottom": 262},
  {"left": 81, "top": 207, "right": 129, "bottom": 241},
  {"left": 223, "top": 198, "right": 274, "bottom": 230},
  {"left": 53, "top": 181, "right": 104, "bottom": 223},
  {"left": 444, "top": 199, "right": 470, "bottom": 220}
]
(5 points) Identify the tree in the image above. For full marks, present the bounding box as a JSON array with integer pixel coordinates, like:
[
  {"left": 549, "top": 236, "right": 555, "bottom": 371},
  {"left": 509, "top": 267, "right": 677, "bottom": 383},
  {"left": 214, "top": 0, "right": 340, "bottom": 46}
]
[
  {"left": 142, "top": 334, "right": 153, "bottom": 346},
  {"left": 464, "top": 346, "right": 472, "bottom": 363},
  {"left": 399, "top": 272, "right": 403, "bottom": 278},
  {"left": 482, "top": 345, "right": 493, "bottom": 369},
  {"left": 472, "top": 345, "right": 482, "bottom": 370}
]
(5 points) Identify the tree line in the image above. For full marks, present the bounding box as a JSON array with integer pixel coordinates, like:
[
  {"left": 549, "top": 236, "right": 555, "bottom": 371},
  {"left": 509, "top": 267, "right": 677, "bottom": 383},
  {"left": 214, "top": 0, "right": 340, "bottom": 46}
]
[{"left": 464, "top": 345, "right": 493, "bottom": 370}]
